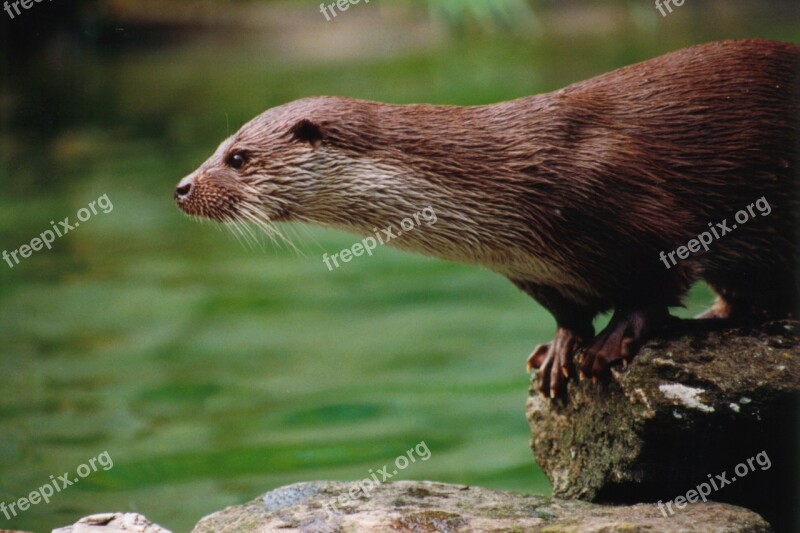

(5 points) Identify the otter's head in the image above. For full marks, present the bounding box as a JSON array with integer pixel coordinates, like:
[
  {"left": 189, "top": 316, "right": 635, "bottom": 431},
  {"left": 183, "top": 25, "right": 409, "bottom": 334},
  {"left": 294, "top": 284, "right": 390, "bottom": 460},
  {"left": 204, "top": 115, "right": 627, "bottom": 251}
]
[{"left": 174, "top": 97, "right": 361, "bottom": 229}]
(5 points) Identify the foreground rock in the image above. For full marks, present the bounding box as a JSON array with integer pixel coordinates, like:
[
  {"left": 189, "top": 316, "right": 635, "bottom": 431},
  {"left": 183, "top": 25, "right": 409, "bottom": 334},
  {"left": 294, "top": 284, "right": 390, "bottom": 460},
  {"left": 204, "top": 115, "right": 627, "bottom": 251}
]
[
  {"left": 527, "top": 320, "right": 799, "bottom": 532},
  {"left": 52, "top": 513, "right": 171, "bottom": 533},
  {"left": 191, "top": 480, "right": 770, "bottom": 532}
]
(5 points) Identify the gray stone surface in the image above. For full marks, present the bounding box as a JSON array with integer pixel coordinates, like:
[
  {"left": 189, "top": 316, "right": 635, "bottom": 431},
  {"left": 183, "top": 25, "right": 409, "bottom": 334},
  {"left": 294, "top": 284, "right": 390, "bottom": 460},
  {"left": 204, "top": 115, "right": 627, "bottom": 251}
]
[
  {"left": 190, "top": 480, "right": 771, "bottom": 532},
  {"left": 527, "top": 320, "right": 800, "bottom": 532},
  {"left": 52, "top": 512, "right": 171, "bottom": 533}
]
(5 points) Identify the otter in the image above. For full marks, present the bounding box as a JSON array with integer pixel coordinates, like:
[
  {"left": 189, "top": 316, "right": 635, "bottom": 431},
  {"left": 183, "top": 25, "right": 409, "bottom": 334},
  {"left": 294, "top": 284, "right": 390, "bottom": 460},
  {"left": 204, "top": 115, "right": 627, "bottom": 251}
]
[{"left": 175, "top": 39, "right": 799, "bottom": 398}]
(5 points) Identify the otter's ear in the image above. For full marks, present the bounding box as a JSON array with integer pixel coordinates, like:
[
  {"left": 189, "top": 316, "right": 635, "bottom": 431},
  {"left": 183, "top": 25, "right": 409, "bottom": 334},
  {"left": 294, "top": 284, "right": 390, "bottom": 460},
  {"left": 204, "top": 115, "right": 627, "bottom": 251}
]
[{"left": 289, "top": 119, "right": 324, "bottom": 147}]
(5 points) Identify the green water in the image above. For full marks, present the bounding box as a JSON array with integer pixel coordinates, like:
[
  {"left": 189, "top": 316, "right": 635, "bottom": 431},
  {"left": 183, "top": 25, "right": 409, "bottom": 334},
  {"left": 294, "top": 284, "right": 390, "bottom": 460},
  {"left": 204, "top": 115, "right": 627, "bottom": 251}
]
[{"left": 1, "top": 5, "right": 798, "bottom": 531}]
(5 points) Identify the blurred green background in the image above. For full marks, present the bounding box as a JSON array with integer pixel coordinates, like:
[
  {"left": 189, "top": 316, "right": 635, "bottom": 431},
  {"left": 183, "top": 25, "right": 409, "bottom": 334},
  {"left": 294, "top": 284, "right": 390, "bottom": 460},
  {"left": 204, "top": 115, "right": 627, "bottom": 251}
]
[{"left": 1, "top": 0, "right": 798, "bottom": 531}]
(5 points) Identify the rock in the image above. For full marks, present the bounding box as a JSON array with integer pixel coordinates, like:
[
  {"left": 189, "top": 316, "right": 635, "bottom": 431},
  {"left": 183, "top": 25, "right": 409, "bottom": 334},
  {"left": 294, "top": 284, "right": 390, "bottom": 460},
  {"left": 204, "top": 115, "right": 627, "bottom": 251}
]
[
  {"left": 52, "top": 512, "right": 171, "bottom": 533},
  {"left": 191, "top": 480, "right": 771, "bottom": 532},
  {"left": 527, "top": 320, "right": 800, "bottom": 532}
]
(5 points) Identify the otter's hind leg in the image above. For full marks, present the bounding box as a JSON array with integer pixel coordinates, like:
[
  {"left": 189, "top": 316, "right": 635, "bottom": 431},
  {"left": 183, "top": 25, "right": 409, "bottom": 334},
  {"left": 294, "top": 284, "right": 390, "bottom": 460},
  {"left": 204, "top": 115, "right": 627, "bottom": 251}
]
[
  {"left": 695, "top": 293, "right": 735, "bottom": 320},
  {"left": 699, "top": 271, "right": 798, "bottom": 321}
]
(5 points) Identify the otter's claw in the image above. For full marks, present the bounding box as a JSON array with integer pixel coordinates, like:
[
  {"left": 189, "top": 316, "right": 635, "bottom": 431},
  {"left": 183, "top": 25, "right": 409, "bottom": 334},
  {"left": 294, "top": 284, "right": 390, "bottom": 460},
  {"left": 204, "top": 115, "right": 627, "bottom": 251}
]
[{"left": 526, "top": 343, "right": 550, "bottom": 373}]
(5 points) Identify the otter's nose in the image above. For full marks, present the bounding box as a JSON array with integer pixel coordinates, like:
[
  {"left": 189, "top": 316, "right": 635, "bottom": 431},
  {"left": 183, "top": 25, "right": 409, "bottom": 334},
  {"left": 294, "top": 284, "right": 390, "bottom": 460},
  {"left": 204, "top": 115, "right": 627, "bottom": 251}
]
[{"left": 174, "top": 176, "right": 194, "bottom": 201}]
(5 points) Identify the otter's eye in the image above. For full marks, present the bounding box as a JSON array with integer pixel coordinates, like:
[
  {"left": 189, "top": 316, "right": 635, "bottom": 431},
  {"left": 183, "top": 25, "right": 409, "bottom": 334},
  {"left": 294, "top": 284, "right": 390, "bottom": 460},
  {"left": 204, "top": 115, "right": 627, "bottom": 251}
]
[{"left": 226, "top": 152, "right": 248, "bottom": 170}]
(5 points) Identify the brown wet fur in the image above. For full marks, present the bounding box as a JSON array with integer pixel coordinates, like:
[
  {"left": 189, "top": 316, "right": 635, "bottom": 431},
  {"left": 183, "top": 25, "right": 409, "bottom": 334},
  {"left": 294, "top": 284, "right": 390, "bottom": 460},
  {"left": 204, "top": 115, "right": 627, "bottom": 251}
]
[{"left": 176, "top": 39, "right": 800, "bottom": 398}]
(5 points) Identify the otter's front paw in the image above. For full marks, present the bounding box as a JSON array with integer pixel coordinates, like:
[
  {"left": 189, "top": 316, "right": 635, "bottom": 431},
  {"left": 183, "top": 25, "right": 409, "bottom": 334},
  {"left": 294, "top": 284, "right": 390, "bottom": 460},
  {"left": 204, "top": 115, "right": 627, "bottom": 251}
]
[{"left": 527, "top": 327, "right": 587, "bottom": 398}]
